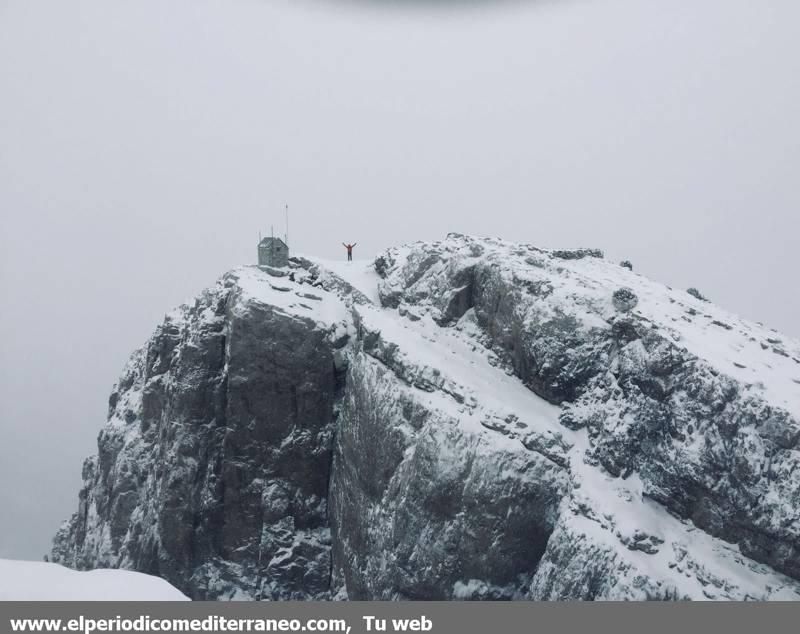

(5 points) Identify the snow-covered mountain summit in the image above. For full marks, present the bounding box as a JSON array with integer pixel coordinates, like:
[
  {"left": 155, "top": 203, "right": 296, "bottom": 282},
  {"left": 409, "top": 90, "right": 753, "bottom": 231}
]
[{"left": 51, "top": 234, "right": 800, "bottom": 600}]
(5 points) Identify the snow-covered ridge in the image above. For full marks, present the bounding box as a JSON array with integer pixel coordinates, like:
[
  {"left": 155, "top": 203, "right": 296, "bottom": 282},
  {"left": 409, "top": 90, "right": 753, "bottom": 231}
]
[
  {"left": 51, "top": 234, "right": 800, "bottom": 600},
  {"left": 376, "top": 234, "right": 800, "bottom": 416}
]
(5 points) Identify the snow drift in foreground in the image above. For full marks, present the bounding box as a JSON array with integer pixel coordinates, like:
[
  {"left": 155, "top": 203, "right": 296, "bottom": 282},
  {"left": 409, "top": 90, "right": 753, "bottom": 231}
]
[
  {"left": 51, "top": 234, "right": 800, "bottom": 600},
  {"left": 0, "top": 559, "right": 188, "bottom": 601}
]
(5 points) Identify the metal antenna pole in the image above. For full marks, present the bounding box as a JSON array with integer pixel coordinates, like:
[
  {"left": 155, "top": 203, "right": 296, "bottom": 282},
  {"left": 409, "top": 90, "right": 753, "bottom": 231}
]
[{"left": 285, "top": 204, "right": 289, "bottom": 247}]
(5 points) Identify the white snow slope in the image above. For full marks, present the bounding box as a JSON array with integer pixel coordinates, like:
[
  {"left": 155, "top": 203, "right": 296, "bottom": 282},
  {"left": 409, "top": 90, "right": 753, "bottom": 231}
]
[{"left": 0, "top": 559, "right": 188, "bottom": 600}]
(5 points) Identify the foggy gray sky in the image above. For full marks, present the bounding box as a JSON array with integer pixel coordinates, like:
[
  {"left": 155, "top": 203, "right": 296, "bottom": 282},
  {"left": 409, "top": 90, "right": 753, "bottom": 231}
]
[{"left": 1, "top": 0, "right": 798, "bottom": 560}]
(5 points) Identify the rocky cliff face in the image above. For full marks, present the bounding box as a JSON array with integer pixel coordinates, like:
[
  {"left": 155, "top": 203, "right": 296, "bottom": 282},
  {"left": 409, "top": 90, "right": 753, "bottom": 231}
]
[
  {"left": 51, "top": 270, "right": 346, "bottom": 599},
  {"left": 52, "top": 235, "right": 800, "bottom": 600}
]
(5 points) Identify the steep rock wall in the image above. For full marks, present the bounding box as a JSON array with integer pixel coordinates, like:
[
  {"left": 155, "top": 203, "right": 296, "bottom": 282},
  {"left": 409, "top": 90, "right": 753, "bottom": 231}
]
[{"left": 52, "top": 270, "right": 341, "bottom": 599}]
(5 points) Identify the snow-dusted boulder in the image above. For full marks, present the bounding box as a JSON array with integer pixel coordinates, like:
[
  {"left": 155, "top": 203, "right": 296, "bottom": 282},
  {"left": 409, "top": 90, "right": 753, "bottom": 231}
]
[{"left": 612, "top": 287, "right": 638, "bottom": 312}]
